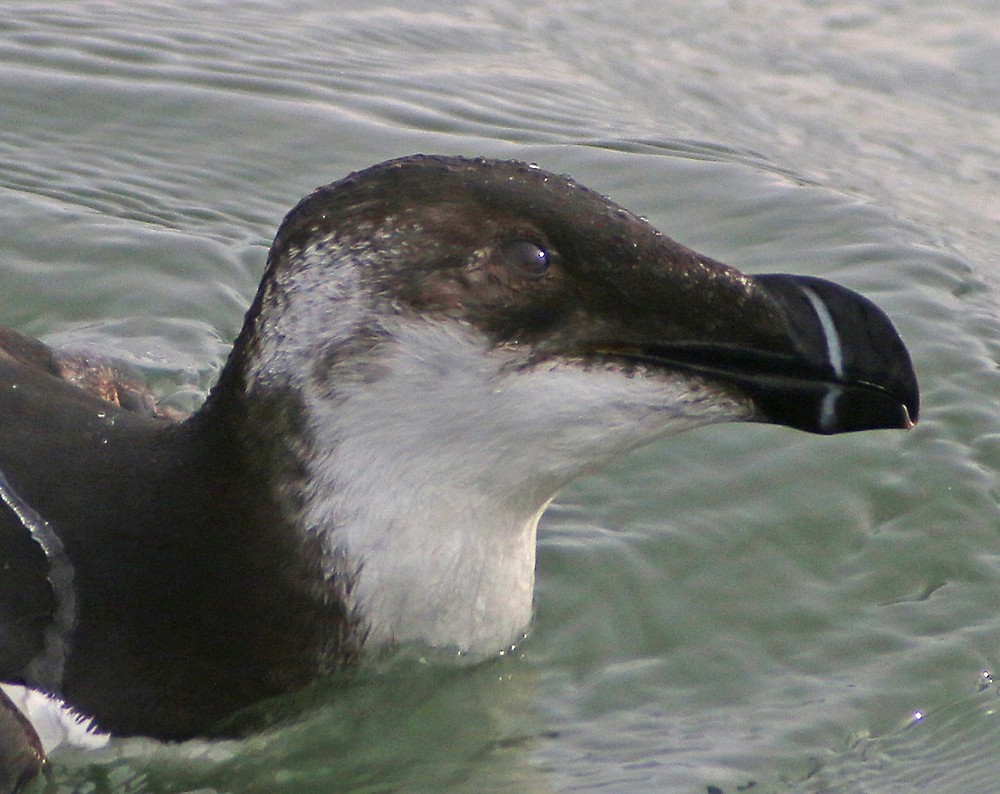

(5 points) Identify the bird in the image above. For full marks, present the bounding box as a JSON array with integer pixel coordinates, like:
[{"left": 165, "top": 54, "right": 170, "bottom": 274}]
[{"left": 0, "top": 155, "right": 918, "bottom": 786}]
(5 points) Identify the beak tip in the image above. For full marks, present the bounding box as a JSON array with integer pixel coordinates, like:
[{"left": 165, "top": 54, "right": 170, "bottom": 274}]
[{"left": 753, "top": 273, "right": 919, "bottom": 436}]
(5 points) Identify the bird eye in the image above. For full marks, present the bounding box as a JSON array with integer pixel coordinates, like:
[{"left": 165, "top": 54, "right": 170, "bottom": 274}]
[{"left": 497, "top": 240, "right": 551, "bottom": 278}]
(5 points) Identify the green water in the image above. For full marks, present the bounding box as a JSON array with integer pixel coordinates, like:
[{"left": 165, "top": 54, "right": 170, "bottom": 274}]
[{"left": 2, "top": 1, "right": 1000, "bottom": 792}]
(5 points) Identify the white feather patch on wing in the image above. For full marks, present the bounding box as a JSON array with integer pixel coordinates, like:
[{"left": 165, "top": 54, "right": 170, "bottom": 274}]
[{"left": 0, "top": 683, "right": 109, "bottom": 753}]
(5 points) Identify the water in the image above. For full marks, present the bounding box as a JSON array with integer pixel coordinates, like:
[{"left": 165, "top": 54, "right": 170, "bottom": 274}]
[{"left": 2, "top": 1, "right": 1000, "bottom": 791}]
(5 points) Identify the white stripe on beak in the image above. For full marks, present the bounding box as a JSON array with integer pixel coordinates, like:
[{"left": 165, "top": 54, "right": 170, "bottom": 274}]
[{"left": 799, "top": 284, "right": 845, "bottom": 433}]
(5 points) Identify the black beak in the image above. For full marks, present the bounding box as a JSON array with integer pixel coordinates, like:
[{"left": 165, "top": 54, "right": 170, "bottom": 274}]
[
  {"left": 746, "top": 274, "right": 918, "bottom": 433},
  {"left": 611, "top": 274, "right": 919, "bottom": 435}
]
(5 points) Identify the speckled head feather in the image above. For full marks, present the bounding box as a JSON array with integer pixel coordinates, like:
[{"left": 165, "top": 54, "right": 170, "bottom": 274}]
[{"left": 223, "top": 156, "right": 796, "bottom": 383}]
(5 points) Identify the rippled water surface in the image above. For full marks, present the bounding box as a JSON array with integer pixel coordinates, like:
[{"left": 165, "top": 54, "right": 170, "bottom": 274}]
[{"left": 3, "top": 1, "right": 1000, "bottom": 792}]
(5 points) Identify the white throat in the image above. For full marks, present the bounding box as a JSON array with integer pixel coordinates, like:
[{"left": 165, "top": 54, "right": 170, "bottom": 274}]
[
  {"left": 300, "top": 322, "right": 562, "bottom": 655},
  {"left": 248, "top": 294, "right": 751, "bottom": 656}
]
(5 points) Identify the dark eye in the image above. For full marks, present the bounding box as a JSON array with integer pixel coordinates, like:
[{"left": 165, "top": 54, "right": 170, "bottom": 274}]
[{"left": 496, "top": 240, "right": 551, "bottom": 278}]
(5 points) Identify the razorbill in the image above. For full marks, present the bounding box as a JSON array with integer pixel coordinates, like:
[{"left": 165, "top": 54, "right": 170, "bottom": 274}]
[{"left": 0, "top": 155, "right": 918, "bottom": 786}]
